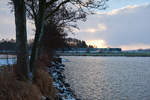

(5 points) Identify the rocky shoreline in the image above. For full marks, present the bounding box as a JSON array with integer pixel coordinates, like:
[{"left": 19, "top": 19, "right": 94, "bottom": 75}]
[
  {"left": 48, "top": 57, "right": 80, "bottom": 100},
  {"left": 0, "top": 56, "right": 79, "bottom": 100}
]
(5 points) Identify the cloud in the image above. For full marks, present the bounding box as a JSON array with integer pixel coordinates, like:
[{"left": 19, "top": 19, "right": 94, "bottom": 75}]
[
  {"left": 97, "top": 5, "right": 139, "bottom": 15},
  {"left": 98, "top": 23, "right": 107, "bottom": 31},
  {"left": 75, "top": 3, "right": 150, "bottom": 50},
  {"left": 86, "top": 28, "right": 97, "bottom": 33},
  {"left": 72, "top": 23, "right": 107, "bottom": 34},
  {"left": 86, "top": 39, "right": 108, "bottom": 48}
]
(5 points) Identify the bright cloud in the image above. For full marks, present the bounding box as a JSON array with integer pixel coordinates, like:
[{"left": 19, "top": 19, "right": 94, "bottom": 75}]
[
  {"left": 105, "top": 5, "right": 138, "bottom": 15},
  {"left": 86, "top": 28, "right": 97, "bottom": 33},
  {"left": 74, "top": 23, "right": 107, "bottom": 34},
  {"left": 86, "top": 40, "right": 107, "bottom": 48},
  {"left": 98, "top": 24, "right": 107, "bottom": 31}
]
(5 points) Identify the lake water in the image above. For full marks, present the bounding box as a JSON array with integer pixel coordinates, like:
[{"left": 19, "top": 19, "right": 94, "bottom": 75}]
[
  {"left": 0, "top": 55, "right": 16, "bottom": 66},
  {"left": 62, "top": 56, "right": 150, "bottom": 100}
]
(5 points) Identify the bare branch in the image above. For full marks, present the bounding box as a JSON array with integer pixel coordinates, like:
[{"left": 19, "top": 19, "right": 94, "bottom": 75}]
[
  {"left": 45, "top": 0, "right": 70, "bottom": 19},
  {"left": 46, "top": 0, "right": 58, "bottom": 8}
]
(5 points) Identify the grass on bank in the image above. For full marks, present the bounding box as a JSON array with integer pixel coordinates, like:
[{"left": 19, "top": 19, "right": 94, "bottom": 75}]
[{"left": 0, "top": 54, "right": 56, "bottom": 100}]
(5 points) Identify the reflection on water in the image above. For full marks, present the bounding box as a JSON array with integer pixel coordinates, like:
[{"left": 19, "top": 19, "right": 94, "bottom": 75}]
[{"left": 63, "top": 56, "right": 150, "bottom": 100}]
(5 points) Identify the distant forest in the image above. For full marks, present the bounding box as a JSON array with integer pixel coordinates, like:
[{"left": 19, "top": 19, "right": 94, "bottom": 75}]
[
  {"left": 0, "top": 38, "right": 93, "bottom": 51},
  {"left": 64, "top": 38, "right": 94, "bottom": 48},
  {"left": 0, "top": 39, "right": 16, "bottom": 51}
]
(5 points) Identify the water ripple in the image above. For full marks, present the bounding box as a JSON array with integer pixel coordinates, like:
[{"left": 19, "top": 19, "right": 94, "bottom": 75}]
[{"left": 63, "top": 56, "right": 150, "bottom": 100}]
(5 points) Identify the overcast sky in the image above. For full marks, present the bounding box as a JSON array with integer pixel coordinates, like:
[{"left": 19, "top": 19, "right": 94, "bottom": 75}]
[{"left": 0, "top": 0, "right": 150, "bottom": 50}]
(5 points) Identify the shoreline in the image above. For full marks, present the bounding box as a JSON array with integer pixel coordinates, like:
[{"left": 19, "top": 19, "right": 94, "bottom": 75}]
[
  {"left": 48, "top": 57, "right": 80, "bottom": 100},
  {"left": 0, "top": 56, "right": 80, "bottom": 100},
  {"left": 58, "top": 52, "right": 150, "bottom": 57}
]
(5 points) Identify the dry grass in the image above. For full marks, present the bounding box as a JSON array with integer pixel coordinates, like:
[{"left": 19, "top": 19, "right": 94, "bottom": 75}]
[
  {"left": 0, "top": 71, "right": 42, "bottom": 100},
  {"left": 0, "top": 68, "right": 56, "bottom": 100},
  {"left": 37, "top": 54, "right": 52, "bottom": 68},
  {"left": 0, "top": 54, "right": 56, "bottom": 100},
  {"left": 34, "top": 69, "right": 56, "bottom": 100}
]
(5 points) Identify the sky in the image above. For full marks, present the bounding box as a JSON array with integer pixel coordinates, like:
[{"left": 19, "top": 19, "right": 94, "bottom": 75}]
[{"left": 0, "top": 0, "right": 150, "bottom": 50}]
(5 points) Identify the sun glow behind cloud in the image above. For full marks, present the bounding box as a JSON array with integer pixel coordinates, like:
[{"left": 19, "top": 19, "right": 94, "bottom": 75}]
[
  {"left": 98, "top": 24, "right": 107, "bottom": 31},
  {"left": 86, "top": 40, "right": 107, "bottom": 48},
  {"left": 87, "top": 28, "right": 97, "bottom": 33}
]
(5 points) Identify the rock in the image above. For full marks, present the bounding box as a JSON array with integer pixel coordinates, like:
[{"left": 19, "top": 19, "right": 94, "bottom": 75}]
[
  {"left": 46, "top": 96, "right": 51, "bottom": 100},
  {"left": 49, "top": 57, "right": 79, "bottom": 100},
  {"left": 54, "top": 57, "right": 62, "bottom": 63},
  {"left": 64, "top": 83, "right": 70, "bottom": 87},
  {"left": 42, "top": 96, "right": 46, "bottom": 100}
]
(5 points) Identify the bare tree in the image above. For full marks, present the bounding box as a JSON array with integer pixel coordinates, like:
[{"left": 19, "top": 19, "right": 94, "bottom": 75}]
[
  {"left": 24, "top": 0, "right": 108, "bottom": 79},
  {"left": 12, "top": 0, "right": 30, "bottom": 80}
]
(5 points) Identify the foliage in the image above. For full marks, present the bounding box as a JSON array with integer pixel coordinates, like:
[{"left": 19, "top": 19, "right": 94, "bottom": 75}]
[
  {"left": 64, "top": 37, "right": 88, "bottom": 48},
  {"left": 40, "top": 23, "right": 67, "bottom": 54}
]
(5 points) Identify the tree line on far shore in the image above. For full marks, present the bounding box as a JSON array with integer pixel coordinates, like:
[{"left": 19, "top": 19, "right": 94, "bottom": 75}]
[{"left": 0, "top": 37, "right": 94, "bottom": 52}]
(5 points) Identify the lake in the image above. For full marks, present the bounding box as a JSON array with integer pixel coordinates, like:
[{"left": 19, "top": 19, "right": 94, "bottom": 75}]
[
  {"left": 0, "top": 55, "right": 16, "bottom": 66},
  {"left": 62, "top": 56, "right": 150, "bottom": 100}
]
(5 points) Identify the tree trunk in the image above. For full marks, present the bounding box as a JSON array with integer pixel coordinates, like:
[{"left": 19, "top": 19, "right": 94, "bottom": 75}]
[
  {"left": 30, "top": 0, "right": 46, "bottom": 78},
  {"left": 29, "top": 22, "right": 44, "bottom": 74},
  {"left": 13, "top": 0, "right": 30, "bottom": 80}
]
